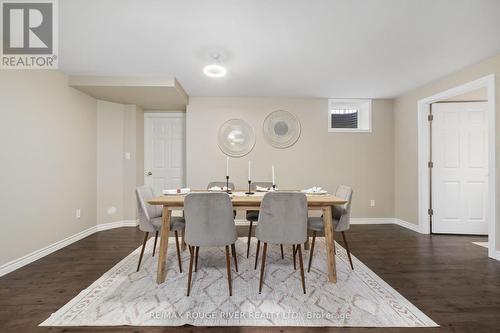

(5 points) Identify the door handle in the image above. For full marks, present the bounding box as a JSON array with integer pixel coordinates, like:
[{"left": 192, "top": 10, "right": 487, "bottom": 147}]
[{"left": 146, "top": 171, "right": 152, "bottom": 176}]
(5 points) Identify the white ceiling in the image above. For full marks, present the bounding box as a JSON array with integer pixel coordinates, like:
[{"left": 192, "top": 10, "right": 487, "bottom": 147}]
[{"left": 59, "top": 0, "right": 500, "bottom": 98}]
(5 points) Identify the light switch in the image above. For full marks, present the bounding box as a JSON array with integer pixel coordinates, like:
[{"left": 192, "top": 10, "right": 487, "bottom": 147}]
[
  {"left": 76, "top": 209, "right": 81, "bottom": 219},
  {"left": 370, "top": 200, "right": 375, "bottom": 207},
  {"left": 125, "top": 152, "right": 131, "bottom": 160}
]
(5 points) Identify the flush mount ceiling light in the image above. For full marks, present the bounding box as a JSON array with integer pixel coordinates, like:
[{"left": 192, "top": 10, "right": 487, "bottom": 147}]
[{"left": 203, "top": 54, "right": 227, "bottom": 78}]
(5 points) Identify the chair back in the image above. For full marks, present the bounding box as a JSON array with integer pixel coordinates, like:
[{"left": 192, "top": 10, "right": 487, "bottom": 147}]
[
  {"left": 207, "top": 181, "right": 235, "bottom": 190},
  {"left": 250, "top": 181, "right": 273, "bottom": 191},
  {"left": 136, "top": 186, "right": 161, "bottom": 232},
  {"left": 256, "top": 192, "right": 307, "bottom": 245},
  {"left": 184, "top": 192, "right": 237, "bottom": 247},
  {"left": 333, "top": 185, "right": 353, "bottom": 232}
]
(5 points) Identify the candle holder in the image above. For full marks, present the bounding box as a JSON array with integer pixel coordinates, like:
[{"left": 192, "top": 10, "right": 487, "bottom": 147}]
[
  {"left": 245, "top": 180, "right": 254, "bottom": 195},
  {"left": 225, "top": 175, "right": 232, "bottom": 194}
]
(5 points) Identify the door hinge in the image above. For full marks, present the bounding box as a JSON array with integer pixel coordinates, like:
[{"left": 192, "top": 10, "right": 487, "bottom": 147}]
[
  {"left": 428, "top": 161, "right": 433, "bottom": 168},
  {"left": 428, "top": 208, "right": 434, "bottom": 216},
  {"left": 428, "top": 114, "right": 434, "bottom": 121}
]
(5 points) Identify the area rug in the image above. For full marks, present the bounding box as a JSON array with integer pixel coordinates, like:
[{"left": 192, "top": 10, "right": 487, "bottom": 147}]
[
  {"left": 472, "top": 241, "right": 488, "bottom": 249},
  {"left": 40, "top": 237, "right": 437, "bottom": 327}
]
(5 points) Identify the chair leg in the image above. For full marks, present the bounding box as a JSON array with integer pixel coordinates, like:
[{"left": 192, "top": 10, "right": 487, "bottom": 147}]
[
  {"left": 292, "top": 245, "right": 296, "bottom": 270},
  {"left": 297, "top": 244, "right": 306, "bottom": 294},
  {"left": 194, "top": 246, "right": 199, "bottom": 272},
  {"left": 259, "top": 243, "right": 268, "bottom": 294},
  {"left": 307, "top": 231, "right": 316, "bottom": 273},
  {"left": 342, "top": 231, "right": 354, "bottom": 270},
  {"left": 181, "top": 228, "right": 187, "bottom": 251},
  {"left": 254, "top": 240, "right": 261, "bottom": 270},
  {"left": 187, "top": 246, "right": 194, "bottom": 296},
  {"left": 174, "top": 230, "right": 182, "bottom": 273},
  {"left": 136, "top": 232, "right": 149, "bottom": 272},
  {"left": 225, "top": 245, "right": 233, "bottom": 296},
  {"left": 246, "top": 221, "right": 253, "bottom": 258},
  {"left": 152, "top": 231, "right": 159, "bottom": 257},
  {"left": 280, "top": 244, "right": 284, "bottom": 259},
  {"left": 231, "top": 243, "right": 238, "bottom": 272}
]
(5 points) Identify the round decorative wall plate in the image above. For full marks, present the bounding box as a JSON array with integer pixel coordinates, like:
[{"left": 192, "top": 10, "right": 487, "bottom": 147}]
[
  {"left": 263, "top": 110, "right": 301, "bottom": 148},
  {"left": 217, "top": 119, "right": 256, "bottom": 157}
]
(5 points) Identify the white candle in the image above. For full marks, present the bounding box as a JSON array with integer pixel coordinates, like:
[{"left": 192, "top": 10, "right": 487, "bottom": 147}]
[
  {"left": 226, "top": 157, "right": 229, "bottom": 177},
  {"left": 272, "top": 165, "right": 275, "bottom": 185},
  {"left": 248, "top": 160, "right": 251, "bottom": 181}
]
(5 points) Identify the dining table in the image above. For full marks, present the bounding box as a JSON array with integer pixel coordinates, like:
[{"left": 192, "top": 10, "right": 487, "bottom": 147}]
[{"left": 148, "top": 191, "right": 348, "bottom": 285}]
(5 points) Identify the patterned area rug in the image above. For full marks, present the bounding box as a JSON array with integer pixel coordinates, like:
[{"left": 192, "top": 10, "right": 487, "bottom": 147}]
[{"left": 40, "top": 237, "right": 437, "bottom": 327}]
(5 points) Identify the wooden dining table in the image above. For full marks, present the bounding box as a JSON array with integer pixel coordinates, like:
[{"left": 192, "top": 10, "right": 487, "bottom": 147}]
[{"left": 148, "top": 191, "right": 348, "bottom": 285}]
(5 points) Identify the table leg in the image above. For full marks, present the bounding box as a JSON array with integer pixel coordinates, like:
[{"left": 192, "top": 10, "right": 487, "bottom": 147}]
[
  {"left": 156, "top": 207, "right": 171, "bottom": 284},
  {"left": 322, "top": 206, "right": 337, "bottom": 283}
]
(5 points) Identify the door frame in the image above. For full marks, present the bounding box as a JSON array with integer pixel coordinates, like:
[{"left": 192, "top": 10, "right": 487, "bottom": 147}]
[
  {"left": 144, "top": 112, "right": 187, "bottom": 189},
  {"left": 417, "top": 74, "right": 496, "bottom": 259}
]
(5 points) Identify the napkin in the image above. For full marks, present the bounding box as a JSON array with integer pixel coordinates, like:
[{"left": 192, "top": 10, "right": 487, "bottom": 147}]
[
  {"left": 208, "top": 186, "right": 229, "bottom": 192},
  {"left": 162, "top": 188, "right": 190, "bottom": 195},
  {"left": 255, "top": 185, "right": 273, "bottom": 192},
  {"left": 301, "top": 186, "right": 325, "bottom": 194}
]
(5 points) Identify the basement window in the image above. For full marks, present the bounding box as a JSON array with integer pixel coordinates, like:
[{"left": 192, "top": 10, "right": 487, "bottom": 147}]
[{"left": 328, "top": 99, "right": 372, "bottom": 132}]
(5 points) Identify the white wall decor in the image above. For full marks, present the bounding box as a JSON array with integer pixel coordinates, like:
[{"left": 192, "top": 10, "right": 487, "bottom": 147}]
[
  {"left": 217, "top": 119, "right": 256, "bottom": 157},
  {"left": 263, "top": 110, "right": 301, "bottom": 148}
]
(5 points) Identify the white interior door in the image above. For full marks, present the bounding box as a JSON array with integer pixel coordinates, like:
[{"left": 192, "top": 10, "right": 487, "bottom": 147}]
[
  {"left": 432, "top": 102, "right": 488, "bottom": 234},
  {"left": 144, "top": 113, "right": 185, "bottom": 195}
]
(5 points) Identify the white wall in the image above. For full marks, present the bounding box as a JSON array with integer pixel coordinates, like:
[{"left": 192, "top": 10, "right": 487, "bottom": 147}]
[
  {"left": 394, "top": 53, "right": 500, "bottom": 252},
  {"left": 186, "top": 97, "right": 395, "bottom": 218},
  {"left": 0, "top": 71, "right": 97, "bottom": 266},
  {"left": 96, "top": 101, "right": 144, "bottom": 224}
]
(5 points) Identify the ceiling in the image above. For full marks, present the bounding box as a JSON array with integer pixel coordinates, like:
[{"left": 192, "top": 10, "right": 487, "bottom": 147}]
[
  {"left": 59, "top": 0, "right": 500, "bottom": 98},
  {"left": 69, "top": 76, "right": 188, "bottom": 110}
]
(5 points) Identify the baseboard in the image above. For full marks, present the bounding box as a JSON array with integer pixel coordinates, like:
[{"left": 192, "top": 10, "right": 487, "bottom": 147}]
[
  {"left": 96, "top": 220, "right": 138, "bottom": 231},
  {"left": 237, "top": 217, "right": 424, "bottom": 234},
  {"left": 495, "top": 251, "right": 500, "bottom": 261},
  {"left": 350, "top": 218, "right": 394, "bottom": 225},
  {"left": 0, "top": 220, "right": 138, "bottom": 277},
  {"left": 393, "top": 219, "right": 425, "bottom": 233}
]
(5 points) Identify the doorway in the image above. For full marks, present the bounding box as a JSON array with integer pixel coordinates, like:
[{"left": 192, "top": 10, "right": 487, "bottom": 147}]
[
  {"left": 144, "top": 112, "right": 186, "bottom": 195},
  {"left": 417, "top": 74, "right": 496, "bottom": 259}
]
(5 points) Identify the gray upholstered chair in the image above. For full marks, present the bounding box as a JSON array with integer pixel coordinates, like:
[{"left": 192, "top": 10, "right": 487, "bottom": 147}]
[
  {"left": 255, "top": 192, "right": 308, "bottom": 294},
  {"left": 245, "top": 182, "right": 284, "bottom": 259},
  {"left": 184, "top": 192, "right": 238, "bottom": 296},
  {"left": 207, "top": 181, "right": 236, "bottom": 218},
  {"left": 207, "top": 181, "right": 235, "bottom": 191},
  {"left": 135, "top": 186, "right": 185, "bottom": 273},
  {"left": 307, "top": 185, "right": 354, "bottom": 272}
]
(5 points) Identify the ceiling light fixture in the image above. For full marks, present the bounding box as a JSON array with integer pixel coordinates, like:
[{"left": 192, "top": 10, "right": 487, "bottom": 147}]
[{"left": 203, "top": 54, "right": 227, "bottom": 78}]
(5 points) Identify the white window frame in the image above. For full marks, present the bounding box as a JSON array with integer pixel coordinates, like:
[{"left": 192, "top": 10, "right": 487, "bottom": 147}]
[{"left": 328, "top": 99, "right": 372, "bottom": 133}]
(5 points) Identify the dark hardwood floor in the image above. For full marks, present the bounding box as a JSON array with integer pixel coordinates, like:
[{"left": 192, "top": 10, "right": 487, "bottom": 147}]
[{"left": 1, "top": 225, "right": 499, "bottom": 333}]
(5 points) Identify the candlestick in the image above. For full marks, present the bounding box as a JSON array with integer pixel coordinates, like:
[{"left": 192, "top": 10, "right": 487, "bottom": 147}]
[
  {"left": 226, "top": 157, "right": 229, "bottom": 177},
  {"left": 248, "top": 160, "right": 251, "bottom": 181},
  {"left": 245, "top": 180, "right": 254, "bottom": 195},
  {"left": 272, "top": 165, "right": 275, "bottom": 185},
  {"left": 225, "top": 175, "right": 232, "bottom": 194}
]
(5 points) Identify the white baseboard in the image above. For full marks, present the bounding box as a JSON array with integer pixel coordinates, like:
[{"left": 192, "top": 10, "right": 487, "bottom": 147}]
[
  {"left": 0, "top": 220, "right": 138, "bottom": 277},
  {"left": 495, "top": 251, "right": 500, "bottom": 261},
  {"left": 96, "top": 220, "right": 138, "bottom": 231},
  {"left": 350, "top": 218, "right": 394, "bottom": 225},
  {"left": 237, "top": 217, "right": 425, "bottom": 234}
]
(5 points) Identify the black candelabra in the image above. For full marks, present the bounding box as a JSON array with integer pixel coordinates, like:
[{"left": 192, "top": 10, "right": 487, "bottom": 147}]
[
  {"left": 245, "top": 180, "right": 254, "bottom": 195},
  {"left": 226, "top": 175, "right": 232, "bottom": 194}
]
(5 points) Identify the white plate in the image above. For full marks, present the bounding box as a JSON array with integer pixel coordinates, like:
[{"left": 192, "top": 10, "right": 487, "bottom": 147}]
[
  {"left": 162, "top": 189, "right": 190, "bottom": 195},
  {"left": 301, "top": 190, "right": 328, "bottom": 195}
]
